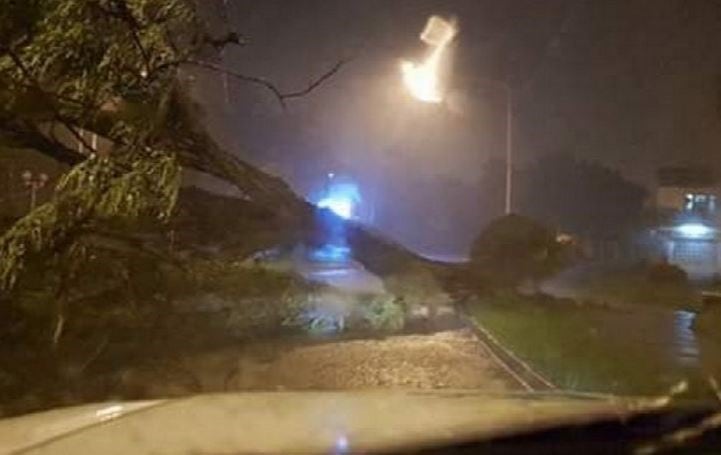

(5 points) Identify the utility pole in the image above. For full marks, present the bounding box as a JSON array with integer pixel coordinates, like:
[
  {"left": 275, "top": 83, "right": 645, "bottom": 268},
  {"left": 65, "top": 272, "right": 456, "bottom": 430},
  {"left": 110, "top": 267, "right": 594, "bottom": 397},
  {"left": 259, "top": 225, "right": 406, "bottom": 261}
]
[
  {"left": 478, "top": 79, "right": 514, "bottom": 215},
  {"left": 504, "top": 85, "right": 513, "bottom": 215},
  {"left": 220, "top": 0, "right": 231, "bottom": 108}
]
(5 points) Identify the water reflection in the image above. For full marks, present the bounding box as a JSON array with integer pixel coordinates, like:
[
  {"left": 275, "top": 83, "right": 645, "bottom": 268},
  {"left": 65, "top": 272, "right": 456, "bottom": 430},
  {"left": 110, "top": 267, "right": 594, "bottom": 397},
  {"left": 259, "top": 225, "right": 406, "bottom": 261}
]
[{"left": 672, "top": 310, "right": 699, "bottom": 368}]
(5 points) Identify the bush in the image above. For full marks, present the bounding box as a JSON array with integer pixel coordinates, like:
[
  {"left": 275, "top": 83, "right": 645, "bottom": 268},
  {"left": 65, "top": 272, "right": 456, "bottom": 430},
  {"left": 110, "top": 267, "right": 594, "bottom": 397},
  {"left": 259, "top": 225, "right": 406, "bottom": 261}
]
[
  {"left": 470, "top": 214, "right": 572, "bottom": 289},
  {"left": 580, "top": 262, "right": 697, "bottom": 308},
  {"left": 281, "top": 291, "right": 407, "bottom": 335},
  {"left": 384, "top": 263, "right": 451, "bottom": 316},
  {"left": 362, "top": 294, "right": 405, "bottom": 331},
  {"left": 282, "top": 290, "right": 355, "bottom": 335}
]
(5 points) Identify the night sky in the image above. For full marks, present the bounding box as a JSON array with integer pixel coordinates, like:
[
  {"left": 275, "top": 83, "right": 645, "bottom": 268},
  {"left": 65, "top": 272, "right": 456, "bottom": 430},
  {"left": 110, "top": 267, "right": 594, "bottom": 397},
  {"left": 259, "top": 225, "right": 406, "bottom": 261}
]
[{"left": 198, "top": 0, "right": 721, "bottom": 187}]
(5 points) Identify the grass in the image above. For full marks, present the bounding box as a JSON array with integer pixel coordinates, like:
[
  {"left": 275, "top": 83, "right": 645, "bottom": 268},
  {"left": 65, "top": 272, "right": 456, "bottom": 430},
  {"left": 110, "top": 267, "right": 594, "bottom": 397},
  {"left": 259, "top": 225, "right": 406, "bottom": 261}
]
[{"left": 467, "top": 293, "right": 716, "bottom": 398}]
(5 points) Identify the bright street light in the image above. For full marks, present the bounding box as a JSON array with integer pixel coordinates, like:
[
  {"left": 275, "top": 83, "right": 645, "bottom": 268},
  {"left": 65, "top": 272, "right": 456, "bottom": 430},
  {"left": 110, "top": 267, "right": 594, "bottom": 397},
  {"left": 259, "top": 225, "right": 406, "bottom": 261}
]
[
  {"left": 400, "top": 15, "right": 516, "bottom": 215},
  {"left": 400, "top": 16, "right": 456, "bottom": 103}
]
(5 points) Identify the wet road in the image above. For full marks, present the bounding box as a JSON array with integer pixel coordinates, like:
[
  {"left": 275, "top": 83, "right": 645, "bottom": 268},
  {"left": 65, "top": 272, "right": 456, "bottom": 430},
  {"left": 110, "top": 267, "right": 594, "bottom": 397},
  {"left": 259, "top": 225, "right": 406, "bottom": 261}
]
[
  {"left": 295, "top": 255, "right": 385, "bottom": 294},
  {"left": 222, "top": 330, "right": 517, "bottom": 391},
  {"left": 130, "top": 330, "right": 520, "bottom": 397}
]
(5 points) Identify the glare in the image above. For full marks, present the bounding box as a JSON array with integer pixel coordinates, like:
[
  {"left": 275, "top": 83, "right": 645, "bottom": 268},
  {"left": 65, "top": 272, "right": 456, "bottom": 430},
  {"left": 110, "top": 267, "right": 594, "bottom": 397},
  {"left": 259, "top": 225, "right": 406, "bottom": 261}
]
[
  {"left": 675, "top": 223, "right": 715, "bottom": 238},
  {"left": 315, "top": 179, "right": 361, "bottom": 220},
  {"left": 401, "top": 15, "right": 457, "bottom": 103},
  {"left": 318, "top": 196, "right": 353, "bottom": 219},
  {"left": 334, "top": 434, "right": 350, "bottom": 454},
  {"left": 95, "top": 404, "right": 123, "bottom": 421},
  {"left": 401, "top": 60, "right": 443, "bottom": 103}
]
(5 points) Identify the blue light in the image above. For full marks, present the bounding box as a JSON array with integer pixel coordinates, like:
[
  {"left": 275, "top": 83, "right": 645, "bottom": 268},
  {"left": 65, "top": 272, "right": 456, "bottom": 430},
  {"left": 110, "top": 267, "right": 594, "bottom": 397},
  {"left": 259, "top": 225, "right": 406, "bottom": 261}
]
[
  {"left": 310, "top": 243, "right": 351, "bottom": 262},
  {"left": 675, "top": 223, "right": 715, "bottom": 238},
  {"left": 315, "top": 179, "right": 361, "bottom": 220},
  {"left": 317, "top": 196, "right": 353, "bottom": 219}
]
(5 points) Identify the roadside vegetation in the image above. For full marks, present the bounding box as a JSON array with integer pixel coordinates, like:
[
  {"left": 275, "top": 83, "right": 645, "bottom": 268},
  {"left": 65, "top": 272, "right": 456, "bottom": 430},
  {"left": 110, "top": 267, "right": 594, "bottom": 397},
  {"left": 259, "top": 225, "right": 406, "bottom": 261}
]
[
  {"left": 465, "top": 293, "right": 713, "bottom": 397},
  {"left": 573, "top": 262, "right": 699, "bottom": 309},
  {"left": 458, "top": 214, "right": 719, "bottom": 398}
]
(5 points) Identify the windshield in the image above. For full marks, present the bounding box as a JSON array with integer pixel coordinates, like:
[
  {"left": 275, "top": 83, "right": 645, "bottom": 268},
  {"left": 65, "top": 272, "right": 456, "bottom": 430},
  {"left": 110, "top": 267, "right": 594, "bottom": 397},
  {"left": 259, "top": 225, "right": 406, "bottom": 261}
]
[{"left": 1, "top": 0, "right": 720, "bottom": 443}]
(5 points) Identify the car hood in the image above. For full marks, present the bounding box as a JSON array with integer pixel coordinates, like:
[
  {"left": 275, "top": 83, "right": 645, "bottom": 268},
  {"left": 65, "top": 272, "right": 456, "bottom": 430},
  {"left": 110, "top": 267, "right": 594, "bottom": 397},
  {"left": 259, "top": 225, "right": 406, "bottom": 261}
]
[{"left": 0, "top": 390, "right": 661, "bottom": 454}]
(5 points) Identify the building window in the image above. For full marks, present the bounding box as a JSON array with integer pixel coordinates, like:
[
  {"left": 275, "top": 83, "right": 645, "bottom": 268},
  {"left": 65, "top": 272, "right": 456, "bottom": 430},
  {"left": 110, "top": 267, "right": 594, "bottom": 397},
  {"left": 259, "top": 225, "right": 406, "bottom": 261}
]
[
  {"left": 685, "top": 193, "right": 694, "bottom": 211},
  {"left": 684, "top": 193, "right": 716, "bottom": 215}
]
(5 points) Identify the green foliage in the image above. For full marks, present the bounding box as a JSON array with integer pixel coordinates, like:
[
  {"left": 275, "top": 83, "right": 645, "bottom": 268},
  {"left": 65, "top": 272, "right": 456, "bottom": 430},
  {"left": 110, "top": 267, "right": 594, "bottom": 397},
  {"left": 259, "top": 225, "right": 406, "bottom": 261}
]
[
  {"left": 470, "top": 214, "right": 571, "bottom": 289},
  {"left": 161, "top": 259, "right": 324, "bottom": 336},
  {"left": 279, "top": 291, "right": 408, "bottom": 335},
  {"left": 467, "top": 296, "right": 712, "bottom": 397},
  {"left": 0, "top": 0, "right": 199, "bottom": 290},
  {"left": 182, "top": 259, "right": 315, "bottom": 299},
  {"left": 579, "top": 262, "right": 697, "bottom": 308},
  {"left": 1, "top": 0, "right": 197, "bottom": 129},
  {"left": 384, "top": 263, "right": 451, "bottom": 313},
  {"left": 361, "top": 294, "right": 405, "bottom": 332},
  {"left": 0, "top": 152, "right": 180, "bottom": 290}
]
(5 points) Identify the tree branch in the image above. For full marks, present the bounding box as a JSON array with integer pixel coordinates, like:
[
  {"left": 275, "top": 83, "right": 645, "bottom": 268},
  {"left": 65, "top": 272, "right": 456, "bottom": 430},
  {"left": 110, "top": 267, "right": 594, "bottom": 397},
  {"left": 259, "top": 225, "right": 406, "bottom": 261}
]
[
  {"left": 0, "top": 122, "right": 84, "bottom": 166},
  {"left": 185, "top": 58, "right": 349, "bottom": 109},
  {"left": 79, "top": 228, "right": 189, "bottom": 272},
  {"left": 4, "top": 49, "right": 100, "bottom": 155},
  {"left": 204, "top": 31, "right": 247, "bottom": 51},
  {"left": 90, "top": 0, "right": 151, "bottom": 75}
]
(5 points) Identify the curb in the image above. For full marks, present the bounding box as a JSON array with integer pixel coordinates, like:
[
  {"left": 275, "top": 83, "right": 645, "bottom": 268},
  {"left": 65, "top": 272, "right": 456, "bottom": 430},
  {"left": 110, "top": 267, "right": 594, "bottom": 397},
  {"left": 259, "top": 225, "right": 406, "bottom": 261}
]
[{"left": 460, "top": 314, "right": 556, "bottom": 392}]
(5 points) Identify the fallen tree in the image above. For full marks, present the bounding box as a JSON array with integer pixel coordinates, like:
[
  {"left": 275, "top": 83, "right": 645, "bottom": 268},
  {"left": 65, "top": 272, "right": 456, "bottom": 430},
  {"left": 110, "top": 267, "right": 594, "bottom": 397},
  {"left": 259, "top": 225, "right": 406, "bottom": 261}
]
[
  {"left": 0, "top": 0, "right": 426, "bottom": 348},
  {"left": 0, "top": 0, "right": 421, "bottom": 290}
]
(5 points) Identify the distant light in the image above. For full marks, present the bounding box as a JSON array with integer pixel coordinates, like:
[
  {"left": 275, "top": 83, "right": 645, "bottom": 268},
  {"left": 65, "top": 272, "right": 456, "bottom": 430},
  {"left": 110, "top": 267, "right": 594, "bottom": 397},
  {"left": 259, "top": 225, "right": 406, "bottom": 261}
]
[
  {"left": 311, "top": 243, "right": 351, "bottom": 262},
  {"left": 317, "top": 196, "right": 353, "bottom": 219},
  {"left": 315, "top": 179, "right": 361, "bottom": 220},
  {"left": 334, "top": 434, "right": 350, "bottom": 454},
  {"left": 675, "top": 223, "right": 715, "bottom": 238},
  {"left": 401, "top": 15, "right": 457, "bottom": 103}
]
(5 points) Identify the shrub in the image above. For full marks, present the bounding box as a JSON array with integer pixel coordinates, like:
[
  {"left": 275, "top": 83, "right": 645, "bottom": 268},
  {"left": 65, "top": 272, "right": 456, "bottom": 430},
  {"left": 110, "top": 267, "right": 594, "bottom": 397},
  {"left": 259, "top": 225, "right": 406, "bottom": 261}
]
[
  {"left": 384, "top": 263, "right": 451, "bottom": 316},
  {"left": 361, "top": 294, "right": 405, "bottom": 332},
  {"left": 470, "top": 214, "right": 572, "bottom": 289},
  {"left": 580, "top": 262, "right": 697, "bottom": 308},
  {"left": 282, "top": 290, "right": 354, "bottom": 335}
]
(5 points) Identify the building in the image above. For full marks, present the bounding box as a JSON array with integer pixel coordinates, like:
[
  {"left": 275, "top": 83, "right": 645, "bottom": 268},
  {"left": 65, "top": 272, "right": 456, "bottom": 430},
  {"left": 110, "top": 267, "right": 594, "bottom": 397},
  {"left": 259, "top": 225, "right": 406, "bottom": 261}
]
[{"left": 651, "top": 166, "right": 721, "bottom": 279}]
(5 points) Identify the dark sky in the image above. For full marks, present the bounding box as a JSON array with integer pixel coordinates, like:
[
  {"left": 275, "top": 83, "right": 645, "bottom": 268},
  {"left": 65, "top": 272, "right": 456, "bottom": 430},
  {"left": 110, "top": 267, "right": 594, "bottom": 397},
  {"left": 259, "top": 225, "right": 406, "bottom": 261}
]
[{"left": 197, "top": 0, "right": 721, "bottom": 188}]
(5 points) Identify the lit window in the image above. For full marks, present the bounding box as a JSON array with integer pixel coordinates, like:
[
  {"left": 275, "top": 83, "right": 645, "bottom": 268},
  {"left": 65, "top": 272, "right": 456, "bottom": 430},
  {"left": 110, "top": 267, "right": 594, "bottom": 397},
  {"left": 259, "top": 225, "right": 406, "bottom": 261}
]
[{"left": 684, "top": 193, "right": 694, "bottom": 211}]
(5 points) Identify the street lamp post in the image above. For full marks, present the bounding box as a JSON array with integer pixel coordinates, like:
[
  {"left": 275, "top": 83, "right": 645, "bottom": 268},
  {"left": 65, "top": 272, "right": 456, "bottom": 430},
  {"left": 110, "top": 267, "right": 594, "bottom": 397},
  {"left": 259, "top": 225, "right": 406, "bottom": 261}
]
[
  {"left": 496, "top": 81, "right": 514, "bottom": 215},
  {"left": 455, "top": 77, "right": 515, "bottom": 215},
  {"left": 21, "top": 170, "right": 49, "bottom": 211},
  {"left": 400, "top": 16, "right": 515, "bottom": 215},
  {"left": 220, "top": 0, "right": 231, "bottom": 108}
]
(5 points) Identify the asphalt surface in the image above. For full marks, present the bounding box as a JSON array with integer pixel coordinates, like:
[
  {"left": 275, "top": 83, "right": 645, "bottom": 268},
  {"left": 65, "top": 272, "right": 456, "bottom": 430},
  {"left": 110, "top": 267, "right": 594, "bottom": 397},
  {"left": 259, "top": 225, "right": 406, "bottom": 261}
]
[{"left": 178, "top": 329, "right": 520, "bottom": 393}]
